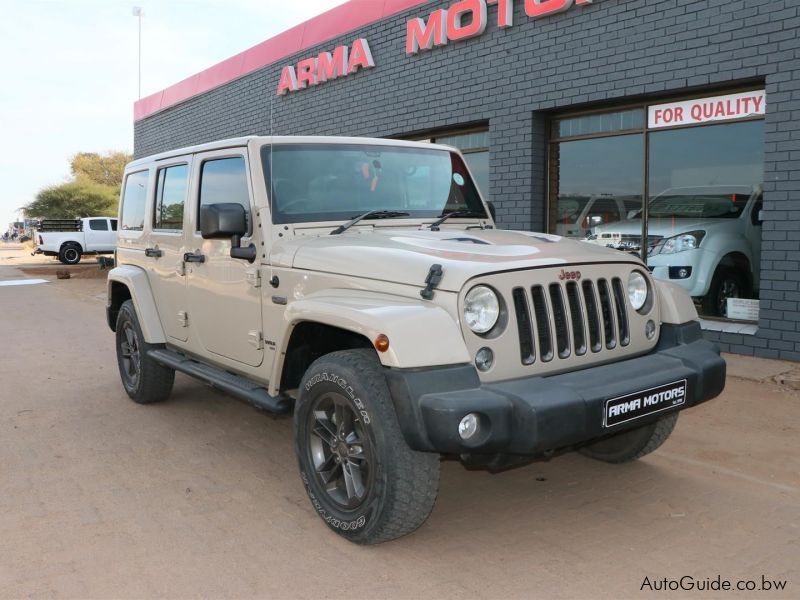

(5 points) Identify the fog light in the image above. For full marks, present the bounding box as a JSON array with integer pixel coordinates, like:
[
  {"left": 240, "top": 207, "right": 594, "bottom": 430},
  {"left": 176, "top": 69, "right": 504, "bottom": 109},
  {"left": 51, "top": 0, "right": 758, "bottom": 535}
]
[
  {"left": 475, "top": 347, "right": 494, "bottom": 372},
  {"left": 458, "top": 413, "right": 479, "bottom": 440},
  {"left": 669, "top": 266, "right": 693, "bottom": 280},
  {"left": 645, "top": 320, "right": 657, "bottom": 340}
]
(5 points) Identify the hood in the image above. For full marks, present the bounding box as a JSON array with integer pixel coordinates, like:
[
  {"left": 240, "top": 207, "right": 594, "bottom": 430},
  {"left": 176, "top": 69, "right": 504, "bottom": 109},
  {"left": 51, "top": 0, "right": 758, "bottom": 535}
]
[
  {"left": 592, "top": 217, "right": 736, "bottom": 238},
  {"left": 270, "top": 228, "right": 638, "bottom": 292}
]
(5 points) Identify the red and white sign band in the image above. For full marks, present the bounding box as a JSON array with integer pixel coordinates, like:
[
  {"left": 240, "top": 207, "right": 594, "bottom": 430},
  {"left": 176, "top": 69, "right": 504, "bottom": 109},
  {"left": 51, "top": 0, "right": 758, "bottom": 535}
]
[{"left": 648, "top": 90, "right": 766, "bottom": 129}]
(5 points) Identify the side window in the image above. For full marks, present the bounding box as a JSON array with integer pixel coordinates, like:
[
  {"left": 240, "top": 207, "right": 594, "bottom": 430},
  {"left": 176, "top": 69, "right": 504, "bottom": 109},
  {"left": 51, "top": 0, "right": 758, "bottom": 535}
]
[
  {"left": 110, "top": 219, "right": 118, "bottom": 231},
  {"left": 153, "top": 164, "right": 189, "bottom": 231},
  {"left": 89, "top": 218, "right": 109, "bottom": 231},
  {"left": 199, "top": 157, "right": 251, "bottom": 234},
  {"left": 121, "top": 170, "right": 149, "bottom": 231}
]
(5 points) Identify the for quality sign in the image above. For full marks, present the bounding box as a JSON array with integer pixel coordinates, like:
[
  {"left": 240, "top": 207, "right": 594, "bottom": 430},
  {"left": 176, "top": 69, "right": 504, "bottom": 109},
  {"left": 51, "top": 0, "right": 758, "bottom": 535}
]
[{"left": 648, "top": 90, "right": 765, "bottom": 129}]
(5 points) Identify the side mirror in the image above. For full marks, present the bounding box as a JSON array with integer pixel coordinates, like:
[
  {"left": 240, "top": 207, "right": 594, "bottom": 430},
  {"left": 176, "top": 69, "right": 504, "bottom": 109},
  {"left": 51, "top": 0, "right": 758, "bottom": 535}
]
[
  {"left": 487, "top": 201, "right": 497, "bottom": 221},
  {"left": 199, "top": 203, "right": 256, "bottom": 263},
  {"left": 200, "top": 203, "right": 247, "bottom": 239}
]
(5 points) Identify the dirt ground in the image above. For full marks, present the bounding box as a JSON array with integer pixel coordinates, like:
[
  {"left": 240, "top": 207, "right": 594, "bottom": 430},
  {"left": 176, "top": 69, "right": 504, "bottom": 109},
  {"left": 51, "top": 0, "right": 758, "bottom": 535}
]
[{"left": 0, "top": 252, "right": 798, "bottom": 599}]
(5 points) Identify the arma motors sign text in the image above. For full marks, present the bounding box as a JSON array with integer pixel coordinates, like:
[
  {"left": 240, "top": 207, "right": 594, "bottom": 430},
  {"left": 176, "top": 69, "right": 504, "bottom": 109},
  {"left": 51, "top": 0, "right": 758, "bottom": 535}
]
[
  {"left": 407, "top": 0, "right": 593, "bottom": 54},
  {"left": 277, "top": 0, "right": 594, "bottom": 95}
]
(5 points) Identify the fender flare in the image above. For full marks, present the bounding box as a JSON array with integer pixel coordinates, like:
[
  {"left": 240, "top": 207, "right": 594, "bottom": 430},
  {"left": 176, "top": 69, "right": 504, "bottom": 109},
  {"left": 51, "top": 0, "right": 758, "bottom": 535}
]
[
  {"left": 273, "top": 290, "right": 470, "bottom": 380},
  {"left": 107, "top": 264, "right": 166, "bottom": 343},
  {"left": 655, "top": 280, "right": 698, "bottom": 324}
]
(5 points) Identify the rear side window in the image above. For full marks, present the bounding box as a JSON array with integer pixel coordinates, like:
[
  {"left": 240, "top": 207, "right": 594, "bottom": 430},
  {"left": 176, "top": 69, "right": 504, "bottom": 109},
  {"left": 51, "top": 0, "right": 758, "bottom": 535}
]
[
  {"left": 110, "top": 219, "right": 118, "bottom": 231},
  {"left": 89, "top": 219, "right": 108, "bottom": 231},
  {"left": 199, "top": 157, "right": 251, "bottom": 234},
  {"left": 153, "top": 164, "right": 189, "bottom": 231},
  {"left": 121, "top": 170, "right": 149, "bottom": 231}
]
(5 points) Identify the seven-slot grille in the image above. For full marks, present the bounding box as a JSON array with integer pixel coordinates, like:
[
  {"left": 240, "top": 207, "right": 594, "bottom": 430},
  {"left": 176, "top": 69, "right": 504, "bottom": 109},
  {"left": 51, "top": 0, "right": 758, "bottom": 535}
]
[{"left": 512, "top": 278, "right": 631, "bottom": 364}]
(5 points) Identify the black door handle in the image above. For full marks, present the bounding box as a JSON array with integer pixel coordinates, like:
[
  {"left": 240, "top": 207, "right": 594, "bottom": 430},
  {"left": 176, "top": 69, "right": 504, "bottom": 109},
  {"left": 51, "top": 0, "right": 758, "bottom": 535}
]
[
  {"left": 183, "top": 252, "right": 205, "bottom": 263},
  {"left": 144, "top": 248, "right": 163, "bottom": 258}
]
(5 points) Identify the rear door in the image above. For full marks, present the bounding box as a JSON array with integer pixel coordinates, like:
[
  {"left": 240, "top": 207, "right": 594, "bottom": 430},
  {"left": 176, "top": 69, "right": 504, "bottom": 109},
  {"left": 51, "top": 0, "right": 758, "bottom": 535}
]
[
  {"left": 145, "top": 157, "right": 192, "bottom": 342},
  {"left": 185, "top": 149, "right": 264, "bottom": 367}
]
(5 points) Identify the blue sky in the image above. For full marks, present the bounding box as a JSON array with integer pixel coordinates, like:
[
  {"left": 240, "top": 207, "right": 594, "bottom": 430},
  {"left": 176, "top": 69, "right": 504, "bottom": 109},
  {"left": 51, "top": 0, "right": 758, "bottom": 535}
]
[{"left": 0, "top": 0, "right": 346, "bottom": 226}]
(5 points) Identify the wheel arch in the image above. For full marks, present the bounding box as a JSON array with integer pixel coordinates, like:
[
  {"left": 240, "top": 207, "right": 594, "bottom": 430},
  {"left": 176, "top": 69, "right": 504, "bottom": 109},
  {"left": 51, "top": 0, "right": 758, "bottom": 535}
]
[
  {"left": 715, "top": 251, "right": 753, "bottom": 292},
  {"left": 106, "top": 265, "right": 166, "bottom": 343},
  {"left": 269, "top": 291, "right": 470, "bottom": 395}
]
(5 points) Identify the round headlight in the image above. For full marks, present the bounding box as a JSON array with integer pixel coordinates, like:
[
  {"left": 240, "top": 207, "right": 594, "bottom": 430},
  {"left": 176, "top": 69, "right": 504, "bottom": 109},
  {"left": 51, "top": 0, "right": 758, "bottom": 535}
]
[
  {"left": 464, "top": 285, "right": 500, "bottom": 334},
  {"left": 628, "top": 271, "right": 649, "bottom": 312}
]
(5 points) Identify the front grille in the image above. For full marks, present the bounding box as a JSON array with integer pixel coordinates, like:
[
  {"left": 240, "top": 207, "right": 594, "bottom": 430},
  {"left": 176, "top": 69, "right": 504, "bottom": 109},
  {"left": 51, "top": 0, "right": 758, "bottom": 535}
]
[{"left": 513, "top": 277, "right": 631, "bottom": 365}]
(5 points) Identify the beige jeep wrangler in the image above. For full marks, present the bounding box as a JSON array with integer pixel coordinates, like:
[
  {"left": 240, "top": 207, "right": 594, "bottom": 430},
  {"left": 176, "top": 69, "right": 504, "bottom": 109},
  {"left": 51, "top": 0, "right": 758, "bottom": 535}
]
[{"left": 107, "top": 136, "right": 725, "bottom": 544}]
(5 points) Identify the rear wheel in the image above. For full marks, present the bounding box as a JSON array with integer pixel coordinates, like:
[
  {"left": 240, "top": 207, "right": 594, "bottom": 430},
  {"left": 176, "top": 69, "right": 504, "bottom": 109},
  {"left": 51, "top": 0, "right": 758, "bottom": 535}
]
[
  {"left": 115, "top": 300, "right": 175, "bottom": 404},
  {"left": 579, "top": 413, "right": 678, "bottom": 463},
  {"left": 294, "top": 349, "right": 440, "bottom": 544},
  {"left": 58, "top": 244, "right": 81, "bottom": 265}
]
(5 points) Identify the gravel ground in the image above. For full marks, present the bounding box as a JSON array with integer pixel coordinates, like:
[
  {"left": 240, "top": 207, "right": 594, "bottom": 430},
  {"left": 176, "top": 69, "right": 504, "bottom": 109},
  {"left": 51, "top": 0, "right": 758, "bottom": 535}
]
[{"left": 0, "top": 260, "right": 797, "bottom": 599}]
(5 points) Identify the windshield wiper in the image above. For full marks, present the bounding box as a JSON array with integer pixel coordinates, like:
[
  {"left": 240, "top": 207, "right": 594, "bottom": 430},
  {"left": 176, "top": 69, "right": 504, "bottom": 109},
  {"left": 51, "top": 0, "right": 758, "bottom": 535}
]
[
  {"left": 429, "top": 210, "right": 486, "bottom": 231},
  {"left": 330, "top": 210, "right": 410, "bottom": 235}
]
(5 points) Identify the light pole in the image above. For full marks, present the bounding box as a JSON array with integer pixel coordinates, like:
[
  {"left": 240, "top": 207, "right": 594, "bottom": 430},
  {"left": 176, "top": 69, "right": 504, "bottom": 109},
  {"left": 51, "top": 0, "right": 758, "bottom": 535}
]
[{"left": 132, "top": 7, "right": 145, "bottom": 98}]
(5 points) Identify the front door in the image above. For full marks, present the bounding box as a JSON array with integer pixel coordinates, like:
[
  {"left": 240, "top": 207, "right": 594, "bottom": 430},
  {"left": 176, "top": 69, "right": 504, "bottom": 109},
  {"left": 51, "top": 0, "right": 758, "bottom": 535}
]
[
  {"left": 186, "top": 150, "right": 264, "bottom": 368},
  {"left": 146, "top": 158, "right": 191, "bottom": 342}
]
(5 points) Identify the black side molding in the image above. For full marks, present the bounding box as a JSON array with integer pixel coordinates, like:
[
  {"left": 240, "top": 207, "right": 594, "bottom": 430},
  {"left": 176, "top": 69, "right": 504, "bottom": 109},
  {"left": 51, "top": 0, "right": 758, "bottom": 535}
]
[{"left": 148, "top": 348, "right": 291, "bottom": 414}]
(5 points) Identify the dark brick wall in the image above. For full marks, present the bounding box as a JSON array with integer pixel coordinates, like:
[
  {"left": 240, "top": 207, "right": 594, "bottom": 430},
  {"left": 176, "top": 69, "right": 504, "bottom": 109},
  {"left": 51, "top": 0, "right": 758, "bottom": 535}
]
[{"left": 134, "top": 0, "right": 800, "bottom": 361}]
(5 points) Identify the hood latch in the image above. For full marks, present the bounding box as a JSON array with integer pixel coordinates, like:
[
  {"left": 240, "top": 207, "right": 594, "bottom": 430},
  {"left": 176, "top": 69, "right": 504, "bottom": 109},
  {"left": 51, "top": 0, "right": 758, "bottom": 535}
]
[{"left": 420, "top": 264, "right": 443, "bottom": 300}]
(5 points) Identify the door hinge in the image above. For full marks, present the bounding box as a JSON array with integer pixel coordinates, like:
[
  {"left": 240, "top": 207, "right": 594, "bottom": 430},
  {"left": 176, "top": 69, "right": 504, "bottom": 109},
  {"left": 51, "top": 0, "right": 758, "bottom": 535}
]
[
  {"left": 248, "top": 330, "right": 264, "bottom": 350},
  {"left": 245, "top": 267, "right": 261, "bottom": 288},
  {"left": 176, "top": 261, "right": 186, "bottom": 277},
  {"left": 177, "top": 311, "right": 188, "bottom": 327}
]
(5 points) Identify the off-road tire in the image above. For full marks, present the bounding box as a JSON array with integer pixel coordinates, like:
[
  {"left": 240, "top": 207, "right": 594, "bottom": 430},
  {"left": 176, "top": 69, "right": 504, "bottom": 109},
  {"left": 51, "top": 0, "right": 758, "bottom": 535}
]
[
  {"left": 115, "top": 300, "right": 175, "bottom": 404},
  {"left": 579, "top": 413, "right": 679, "bottom": 464},
  {"left": 58, "top": 244, "right": 82, "bottom": 265},
  {"left": 702, "top": 267, "right": 748, "bottom": 317},
  {"left": 294, "top": 349, "right": 440, "bottom": 544}
]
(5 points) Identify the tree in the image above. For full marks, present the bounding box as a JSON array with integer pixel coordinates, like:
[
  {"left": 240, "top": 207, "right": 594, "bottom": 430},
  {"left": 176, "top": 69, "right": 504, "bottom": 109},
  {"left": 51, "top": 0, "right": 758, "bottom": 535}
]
[
  {"left": 23, "top": 177, "right": 118, "bottom": 219},
  {"left": 70, "top": 151, "right": 131, "bottom": 188}
]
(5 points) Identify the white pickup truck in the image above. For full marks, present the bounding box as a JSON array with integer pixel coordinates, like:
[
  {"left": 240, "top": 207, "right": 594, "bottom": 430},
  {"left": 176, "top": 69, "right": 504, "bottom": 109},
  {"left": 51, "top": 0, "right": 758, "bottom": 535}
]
[{"left": 35, "top": 217, "right": 118, "bottom": 265}]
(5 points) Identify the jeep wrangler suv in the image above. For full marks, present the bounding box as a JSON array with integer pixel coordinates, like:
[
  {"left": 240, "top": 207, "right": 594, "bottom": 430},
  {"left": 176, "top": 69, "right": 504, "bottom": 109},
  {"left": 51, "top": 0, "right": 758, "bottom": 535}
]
[{"left": 107, "top": 136, "right": 725, "bottom": 544}]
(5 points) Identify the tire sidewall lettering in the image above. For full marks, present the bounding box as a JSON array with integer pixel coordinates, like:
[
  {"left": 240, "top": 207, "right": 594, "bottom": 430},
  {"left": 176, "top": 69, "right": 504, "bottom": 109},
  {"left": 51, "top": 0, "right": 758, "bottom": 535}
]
[{"left": 304, "top": 370, "right": 371, "bottom": 424}]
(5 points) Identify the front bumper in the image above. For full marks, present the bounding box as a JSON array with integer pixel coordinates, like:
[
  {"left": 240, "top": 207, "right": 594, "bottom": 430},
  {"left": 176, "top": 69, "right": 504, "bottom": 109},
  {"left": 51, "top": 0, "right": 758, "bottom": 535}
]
[
  {"left": 385, "top": 322, "right": 725, "bottom": 456},
  {"left": 649, "top": 249, "right": 712, "bottom": 297}
]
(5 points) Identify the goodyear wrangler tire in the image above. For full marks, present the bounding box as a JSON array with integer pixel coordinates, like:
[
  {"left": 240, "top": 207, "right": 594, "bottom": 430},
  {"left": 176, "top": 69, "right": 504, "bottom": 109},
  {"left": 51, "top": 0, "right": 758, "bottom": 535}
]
[
  {"left": 294, "top": 349, "right": 440, "bottom": 544},
  {"left": 115, "top": 300, "right": 175, "bottom": 404},
  {"left": 579, "top": 413, "right": 679, "bottom": 464}
]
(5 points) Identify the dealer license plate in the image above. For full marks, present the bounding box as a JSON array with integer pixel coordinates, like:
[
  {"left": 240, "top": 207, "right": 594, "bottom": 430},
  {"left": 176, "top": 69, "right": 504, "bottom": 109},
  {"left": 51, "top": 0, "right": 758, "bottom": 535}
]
[{"left": 603, "top": 379, "right": 687, "bottom": 428}]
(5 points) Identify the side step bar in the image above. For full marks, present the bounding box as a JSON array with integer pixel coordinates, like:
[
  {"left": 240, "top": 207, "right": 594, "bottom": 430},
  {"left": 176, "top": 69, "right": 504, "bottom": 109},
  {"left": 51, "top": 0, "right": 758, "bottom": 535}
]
[{"left": 148, "top": 348, "right": 291, "bottom": 414}]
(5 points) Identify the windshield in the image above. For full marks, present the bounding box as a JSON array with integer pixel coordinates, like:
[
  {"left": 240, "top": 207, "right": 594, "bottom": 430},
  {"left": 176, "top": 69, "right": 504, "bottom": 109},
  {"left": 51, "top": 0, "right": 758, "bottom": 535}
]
[
  {"left": 648, "top": 191, "right": 752, "bottom": 219},
  {"left": 261, "top": 143, "right": 486, "bottom": 224}
]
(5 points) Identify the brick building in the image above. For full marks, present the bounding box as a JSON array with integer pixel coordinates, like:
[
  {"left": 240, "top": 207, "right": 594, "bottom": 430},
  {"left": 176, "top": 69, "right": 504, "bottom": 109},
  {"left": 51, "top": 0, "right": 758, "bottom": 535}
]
[{"left": 133, "top": 0, "right": 800, "bottom": 360}]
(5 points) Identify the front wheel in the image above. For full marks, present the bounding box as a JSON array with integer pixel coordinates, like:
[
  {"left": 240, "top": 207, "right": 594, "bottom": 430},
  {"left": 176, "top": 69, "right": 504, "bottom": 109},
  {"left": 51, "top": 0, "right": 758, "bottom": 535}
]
[
  {"left": 702, "top": 267, "right": 748, "bottom": 317},
  {"left": 294, "top": 349, "right": 440, "bottom": 544},
  {"left": 115, "top": 300, "right": 175, "bottom": 404},
  {"left": 579, "top": 413, "right": 678, "bottom": 464}
]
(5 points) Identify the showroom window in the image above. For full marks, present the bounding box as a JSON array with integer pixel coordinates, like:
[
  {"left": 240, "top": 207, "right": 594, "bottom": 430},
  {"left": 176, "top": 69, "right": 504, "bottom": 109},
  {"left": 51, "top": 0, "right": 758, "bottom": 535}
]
[
  {"left": 410, "top": 128, "right": 490, "bottom": 199},
  {"left": 549, "top": 90, "right": 765, "bottom": 322}
]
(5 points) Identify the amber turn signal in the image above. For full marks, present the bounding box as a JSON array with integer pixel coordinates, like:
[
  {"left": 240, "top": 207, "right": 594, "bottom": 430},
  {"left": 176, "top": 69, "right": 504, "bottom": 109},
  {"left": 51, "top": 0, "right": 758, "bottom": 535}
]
[{"left": 374, "top": 334, "right": 390, "bottom": 353}]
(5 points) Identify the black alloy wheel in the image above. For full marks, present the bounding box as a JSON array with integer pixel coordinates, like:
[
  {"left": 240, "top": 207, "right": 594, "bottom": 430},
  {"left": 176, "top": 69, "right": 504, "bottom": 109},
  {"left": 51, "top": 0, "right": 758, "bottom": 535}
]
[{"left": 307, "top": 392, "right": 374, "bottom": 510}]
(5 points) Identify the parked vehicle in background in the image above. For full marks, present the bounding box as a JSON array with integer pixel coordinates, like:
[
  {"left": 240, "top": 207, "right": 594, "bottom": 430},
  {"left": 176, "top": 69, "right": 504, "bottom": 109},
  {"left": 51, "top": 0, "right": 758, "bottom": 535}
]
[
  {"left": 588, "top": 186, "right": 762, "bottom": 317},
  {"left": 107, "top": 136, "right": 725, "bottom": 544},
  {"left": 35, "top": 217, "right": 118, "bottom": 264},
  {"left": 554, "top": 194, "right": 641, "bottom": 238}
]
